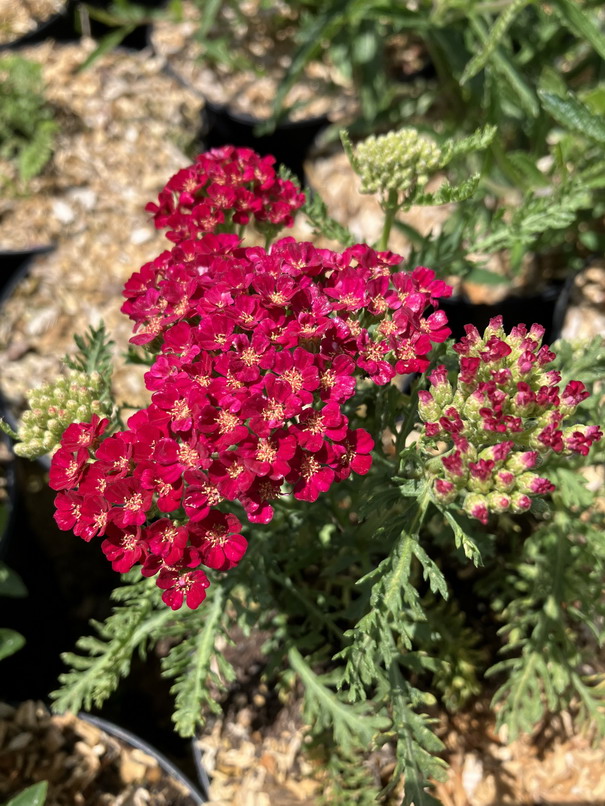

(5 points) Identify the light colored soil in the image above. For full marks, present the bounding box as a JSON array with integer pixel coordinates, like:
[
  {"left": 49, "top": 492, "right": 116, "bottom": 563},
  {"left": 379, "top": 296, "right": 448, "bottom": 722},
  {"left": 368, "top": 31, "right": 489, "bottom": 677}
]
[
  {"left": 150, "top": 0, "right": 357, "bottom": 122},
  {"left": 0, "top": 701, "right": 200, "bottom": 805},
  {"left": 0, "top": 38, "right": 202, "bottom": 417},
  {"left": 0, "top": 0, "right": 63, "bottom": 44}
]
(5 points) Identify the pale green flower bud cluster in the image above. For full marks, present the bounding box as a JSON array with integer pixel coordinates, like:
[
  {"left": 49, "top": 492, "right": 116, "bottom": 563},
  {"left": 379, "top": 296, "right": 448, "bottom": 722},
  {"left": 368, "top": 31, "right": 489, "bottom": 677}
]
[
  {"left": 14, "top": 371, "right": 109, "bottom": 459},
  {"left": 354, "top": 128, "right": 442, "bottom": 196}
]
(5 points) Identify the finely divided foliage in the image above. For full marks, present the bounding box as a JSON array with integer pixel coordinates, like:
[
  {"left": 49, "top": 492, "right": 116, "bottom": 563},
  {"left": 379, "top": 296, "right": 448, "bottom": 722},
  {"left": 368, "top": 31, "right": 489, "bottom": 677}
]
[{"left": 43, "top": 146, "right": 604, "bottom": 804}]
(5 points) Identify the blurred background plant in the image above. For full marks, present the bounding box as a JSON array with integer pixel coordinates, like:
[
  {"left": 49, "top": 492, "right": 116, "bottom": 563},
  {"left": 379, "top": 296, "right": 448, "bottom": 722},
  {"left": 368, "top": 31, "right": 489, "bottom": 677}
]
[
  {"left": 274, "top": 0, "right": 605, "bottom": 286},
  {"left": 0, "top": 562, "right": 27, "bottom": 664},
  {"left": 75, "top": 0, "right": 178, "bottom": 68},
  {"left": 0, "top": 55, "right": 57, "bottom": 190},
  {"left": 74, "top": 0, "right": 605, "bottom": 286},
  {"left": 1, "top": 781, "right": 48, "bottom": 806}
]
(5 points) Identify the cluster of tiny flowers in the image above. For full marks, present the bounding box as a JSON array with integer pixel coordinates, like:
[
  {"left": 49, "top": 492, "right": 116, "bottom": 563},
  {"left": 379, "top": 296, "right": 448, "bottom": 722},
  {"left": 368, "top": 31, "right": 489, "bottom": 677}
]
[
  {"left": 354, "top": 128, "right": 442, "bottom": 195},
  {"left": 418, "top": 317, "right": 602, "bottom": 524},
  {"left": 144, "top": 145, "right": 305, "bottom": 244},
  {"left": 15, "top": 371, "right": 109, "bottom": 459},
  {"left": 49, "top": 148, "right": 453, "bottom": 611}
]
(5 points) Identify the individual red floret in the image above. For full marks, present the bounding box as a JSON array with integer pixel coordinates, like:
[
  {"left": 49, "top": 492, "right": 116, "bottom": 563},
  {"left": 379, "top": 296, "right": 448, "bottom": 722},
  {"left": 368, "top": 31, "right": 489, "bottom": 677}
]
[{"left": 190, "top": 511, "right": 247, "bottom": 571}]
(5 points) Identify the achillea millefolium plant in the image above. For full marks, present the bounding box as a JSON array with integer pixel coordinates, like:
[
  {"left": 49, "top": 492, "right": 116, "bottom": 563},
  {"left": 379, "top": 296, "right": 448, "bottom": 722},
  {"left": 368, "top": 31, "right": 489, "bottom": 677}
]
[{"left": 4, "top": 141, "right": 604, "bottom": 805}]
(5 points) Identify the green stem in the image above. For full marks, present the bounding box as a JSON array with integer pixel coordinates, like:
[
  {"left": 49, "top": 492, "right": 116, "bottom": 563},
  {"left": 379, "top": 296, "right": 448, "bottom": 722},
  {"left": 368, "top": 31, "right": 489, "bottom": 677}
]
[
  {"left": 267, "top": 570, "right": 343, "bottom": 640},
  {"left": 0, "top": 419, "right": 19, "bottom": 440},
  {"left": 378, "top": 190, "right": 399, "bottom": 251},
  {"left": 396, "top": 386, "right": 422, "bottom": 460},
  {"left": 410, "top": 483, "right": 431, "bottom": 536}
]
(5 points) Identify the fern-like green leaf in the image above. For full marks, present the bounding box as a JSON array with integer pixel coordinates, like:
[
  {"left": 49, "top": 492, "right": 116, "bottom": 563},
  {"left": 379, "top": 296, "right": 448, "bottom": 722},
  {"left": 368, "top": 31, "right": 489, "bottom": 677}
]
[
  {"left": 65, "top": 322, "right": 115, "bottom": 376},
  {"left": 489, "top": 650, "right": 548, "bottom": 738},
  {"left": 384, "top": 662, "right": 447, "bottom": 806},
  {"left": 443, "top": 510, "right": 483, "bottom": 565},
  {"left": 289, "top": 646, "right": 390, "bottom": 757},
  {"left": 301, "top": 188, "right": 356, "bottom": 246},
  {"left": 410, "top": 541, "right": 448, "bottom": 600},
  {"left": 472, "top": 186, "right": 591, "bottom": 254},
  {"left": 412, "top": 174, "right": 480, "bottom": 207},
  {"left": 460, "top": 0, "right": 533, "bottom": 85},
  {"left": 51, "top": 575, "right": 173, "bottom": 714},
  {"left": 470, "top": 16, "right": 539, "bottom": 117},
  {"left": 64, "top": 322, "right": 115, "bottom": 409},
  {"left": 548, "top": 467, "right": 593, "bottom": 510},
  {"left": 538, "top": 88, "right": 605, "bottom": 145},
  {"left": 440, "top": 124, "right": 497, "bottom": 166},
  {"left": 162, "top": 585, "right": 235, "bottom": 737},
  {"left": 551, "top": 0, "right": 605, "bottom": 62}
]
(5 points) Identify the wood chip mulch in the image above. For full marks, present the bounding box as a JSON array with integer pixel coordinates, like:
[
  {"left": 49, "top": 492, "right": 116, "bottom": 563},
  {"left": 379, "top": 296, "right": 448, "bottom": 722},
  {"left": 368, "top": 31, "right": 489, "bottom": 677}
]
[{"left": 0, "top": 701, "right": 200, "bottom": 806}]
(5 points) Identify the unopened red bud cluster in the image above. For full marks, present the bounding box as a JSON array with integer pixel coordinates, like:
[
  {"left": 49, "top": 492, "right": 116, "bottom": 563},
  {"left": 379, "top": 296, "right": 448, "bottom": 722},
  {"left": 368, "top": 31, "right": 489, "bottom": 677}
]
[{"left": 419, "top": 318, "right": 602, "bottom": 523}]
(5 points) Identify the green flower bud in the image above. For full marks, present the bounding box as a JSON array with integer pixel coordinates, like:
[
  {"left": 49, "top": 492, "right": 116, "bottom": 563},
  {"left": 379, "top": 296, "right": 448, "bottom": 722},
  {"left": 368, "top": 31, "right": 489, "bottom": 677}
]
[
  {"left": 433, "top": 478, "right": 457, "bottom": 504},
  {"left": 14, "top": 439, "right": 44, "bottom": 458},
  {"left": 510, "top": 492, "right": 532, "bottom": 513},
  {"left": 354, "top": 128, "right": 442, "bottom": 197},
  {"left": 418, "top": 391, "right": 440, "bottom": 422},
  {"left": 14, "top": 369, "right": 111, "bottom": 459},
  {"left": 505, "top": 450, "right": 538, "bottom": 474},
  {"left": 486, "top": 492, "right": 511, "bottom": 513},
  {"left": 467, "top": 474, "right": 492, "bottom": 495},
  {"left": 462, "top": 493, "right": 489, "bottom": 524}
]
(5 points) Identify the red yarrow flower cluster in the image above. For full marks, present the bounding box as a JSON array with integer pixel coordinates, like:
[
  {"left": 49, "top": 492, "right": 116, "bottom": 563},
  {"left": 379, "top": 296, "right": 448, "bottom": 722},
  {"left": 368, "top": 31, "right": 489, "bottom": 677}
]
[
  {"left": 418, "top": 317, "right": 602, "bottom": 524},
  {"left": 145, "top": 145, "right": 305, "bottom": 244},
  {"left": 50, "top": 148, "right": 453, "bottom": 610}
]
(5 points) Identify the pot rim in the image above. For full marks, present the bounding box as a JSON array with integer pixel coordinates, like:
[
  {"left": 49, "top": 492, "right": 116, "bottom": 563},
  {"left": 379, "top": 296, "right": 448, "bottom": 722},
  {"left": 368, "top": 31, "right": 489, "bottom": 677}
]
[{"left": 80, "top": 711, "right": 209, "bottom": 804}]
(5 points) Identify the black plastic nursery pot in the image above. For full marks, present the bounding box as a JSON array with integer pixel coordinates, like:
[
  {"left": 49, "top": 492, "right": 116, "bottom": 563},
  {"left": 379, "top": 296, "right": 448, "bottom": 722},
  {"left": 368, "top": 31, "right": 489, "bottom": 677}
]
[
  {"left": 0, "top": 0, "right": 164, "bottom": 53},
  {"left": 78, "top": 0, "right": 169, "bottom": 52},
  {"left": 0, "top": 246, "right": 54, "bottom": 300},
  {"left": 0, "top": 2, "right": 72, "bottom": 51},
  {"left": 439, "top": 280, "right": 572, "bottom": 345},
  {"left": 0, "top": 702, "right": 207, "bottom": 804},
  {"left": 81, "top": 713, "right": 209, "bottom": 804},
  {"left": 149, "top": 19, "right": 332, "bottom": 184},
  {"left": 0, "top": 431, "right": 16, "bottom": 561},
  {"left": 200, "top": 101, "right": 330, "bottom": 185}
]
